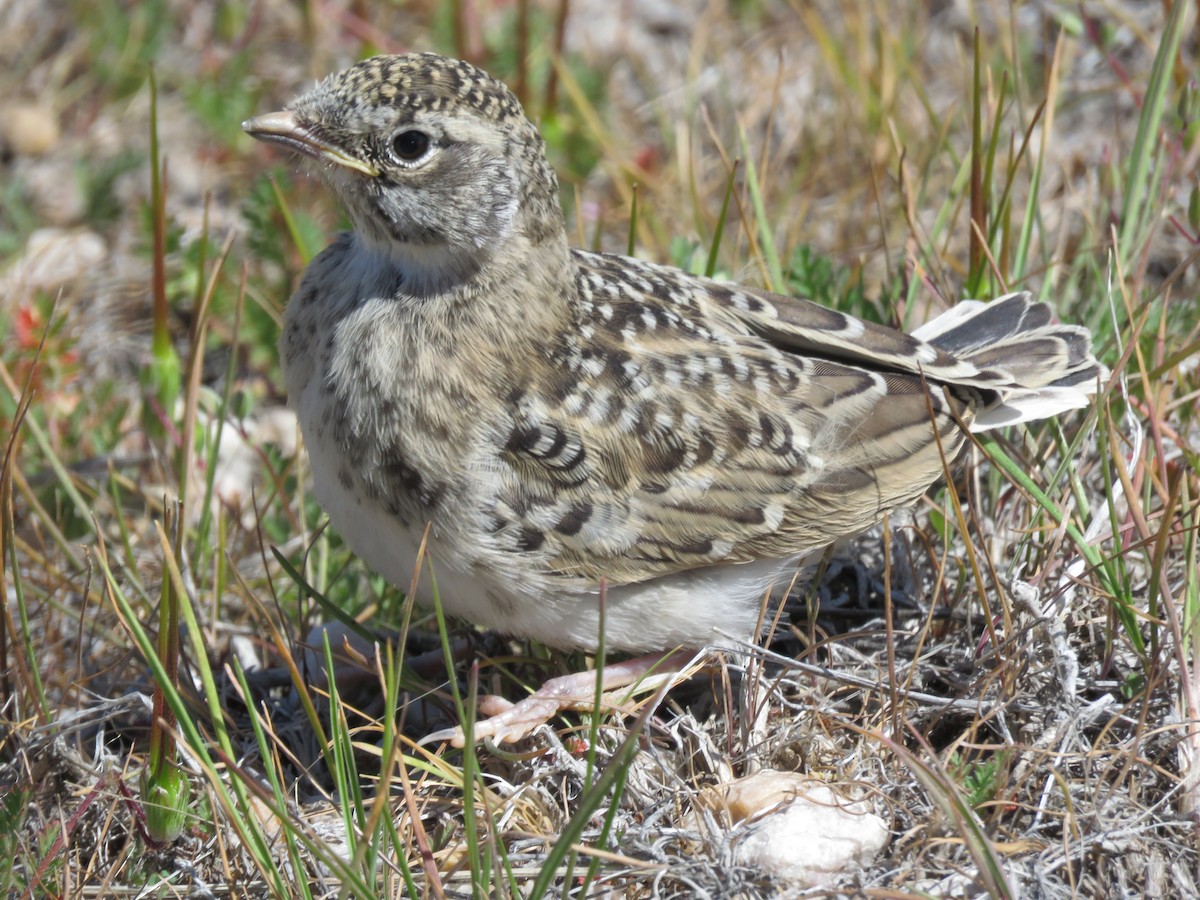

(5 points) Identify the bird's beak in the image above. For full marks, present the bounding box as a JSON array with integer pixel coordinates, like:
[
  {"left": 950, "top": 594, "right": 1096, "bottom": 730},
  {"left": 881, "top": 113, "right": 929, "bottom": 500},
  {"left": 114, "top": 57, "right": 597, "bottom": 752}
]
[{"left": 242, "top": 111, "right": 380, "bottom": 177}]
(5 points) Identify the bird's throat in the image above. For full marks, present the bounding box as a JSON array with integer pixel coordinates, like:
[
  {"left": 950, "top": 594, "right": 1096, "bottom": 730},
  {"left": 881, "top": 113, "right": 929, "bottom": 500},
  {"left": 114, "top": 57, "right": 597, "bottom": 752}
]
[{"left": 349, "top": 228, "right": 485, "bottom": 299}]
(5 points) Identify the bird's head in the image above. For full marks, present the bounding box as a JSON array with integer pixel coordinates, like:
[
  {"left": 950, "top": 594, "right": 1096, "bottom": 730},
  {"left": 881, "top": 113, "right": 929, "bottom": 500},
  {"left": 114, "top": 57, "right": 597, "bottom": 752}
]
[{"left": 244, "top": 53, "right": 565, "bottom": 295}]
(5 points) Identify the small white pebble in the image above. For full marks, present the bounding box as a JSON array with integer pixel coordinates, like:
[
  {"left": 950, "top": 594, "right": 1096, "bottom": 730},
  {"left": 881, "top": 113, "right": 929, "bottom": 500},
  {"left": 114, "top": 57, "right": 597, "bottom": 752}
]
[
  {"left": 1, "top": 103, "right": 60, "bottom": 156},
  {"left": 1, "top": 228, "right": 106, "bottom": 297},
  {"left": 717, "top": 770, "right": 890, "bottom": 887}
]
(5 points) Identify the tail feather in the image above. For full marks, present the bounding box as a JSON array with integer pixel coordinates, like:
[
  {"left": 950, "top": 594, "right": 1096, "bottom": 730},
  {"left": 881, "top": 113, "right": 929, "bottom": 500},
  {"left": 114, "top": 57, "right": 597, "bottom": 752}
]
[
  {"left": 910, "top": 293, "right": 1049, "bottom": 348},
  {"left": 913, "top": 292, "right": 1106, "bottom": 431}
]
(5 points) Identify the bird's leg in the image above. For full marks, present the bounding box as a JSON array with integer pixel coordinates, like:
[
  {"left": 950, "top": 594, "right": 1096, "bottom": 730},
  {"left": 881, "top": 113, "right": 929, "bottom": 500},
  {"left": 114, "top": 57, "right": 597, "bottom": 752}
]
[{"left": 423, "top": 648, "right": 702, "bottom": 747}]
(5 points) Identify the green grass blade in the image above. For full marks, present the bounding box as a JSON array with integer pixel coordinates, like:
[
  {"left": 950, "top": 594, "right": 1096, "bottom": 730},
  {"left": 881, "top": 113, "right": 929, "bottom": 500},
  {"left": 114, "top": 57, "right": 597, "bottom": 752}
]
[{"left": 1117, "top": 0, "right": 1186, "bottom": 267}]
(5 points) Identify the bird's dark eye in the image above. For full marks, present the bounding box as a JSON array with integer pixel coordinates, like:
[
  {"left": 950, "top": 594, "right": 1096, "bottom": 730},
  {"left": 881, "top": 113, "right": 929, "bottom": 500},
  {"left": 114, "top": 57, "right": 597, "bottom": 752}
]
[{"left": 391, "top": 129, "right": 431, "bottom": 162}]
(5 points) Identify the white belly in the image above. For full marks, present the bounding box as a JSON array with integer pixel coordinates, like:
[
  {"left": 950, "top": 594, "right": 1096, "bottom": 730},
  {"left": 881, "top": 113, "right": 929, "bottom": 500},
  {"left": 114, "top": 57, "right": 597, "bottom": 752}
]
[
  {"left": 286, "top": 279, "right": 796, "bottom": 653},
  {"left": 302, "top": 393, "right": 793, "bottom": 653}
]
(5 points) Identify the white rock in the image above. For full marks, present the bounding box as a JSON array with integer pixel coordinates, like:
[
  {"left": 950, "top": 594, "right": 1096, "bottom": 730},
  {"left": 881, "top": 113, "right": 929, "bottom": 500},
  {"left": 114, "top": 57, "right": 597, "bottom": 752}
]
[
  {"left": 1, "top": 103, "right": 60, "bottom": 156},
  {"left": 0, "top": 227, "right": 106, "bottom": 300},
  {"left": 716, "top": 770, "right": 889, "bottom": 887}
]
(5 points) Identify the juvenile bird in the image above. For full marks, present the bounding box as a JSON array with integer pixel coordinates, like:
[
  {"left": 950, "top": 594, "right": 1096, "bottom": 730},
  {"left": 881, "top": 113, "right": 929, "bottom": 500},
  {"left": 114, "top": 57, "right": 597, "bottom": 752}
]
[{"left": 244, "top": 52, "right": 1104, "bottom": 745}]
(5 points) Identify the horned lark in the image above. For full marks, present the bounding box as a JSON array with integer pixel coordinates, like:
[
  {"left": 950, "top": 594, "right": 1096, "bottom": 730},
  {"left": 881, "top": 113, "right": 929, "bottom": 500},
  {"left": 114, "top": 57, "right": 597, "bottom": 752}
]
[{"left": 244, "top": 53, "right": 1104, "bottom": 745}]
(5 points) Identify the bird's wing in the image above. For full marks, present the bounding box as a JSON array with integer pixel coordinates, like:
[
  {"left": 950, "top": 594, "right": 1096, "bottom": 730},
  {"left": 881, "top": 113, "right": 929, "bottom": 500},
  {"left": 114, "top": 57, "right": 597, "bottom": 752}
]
[
  {"left": 483, "top": 251, "right": 975, "bottom": 587},
  {"left": 692, "top": 266, "right": 1103, "bottom": 402}
]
